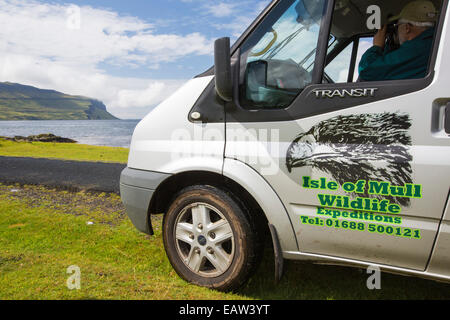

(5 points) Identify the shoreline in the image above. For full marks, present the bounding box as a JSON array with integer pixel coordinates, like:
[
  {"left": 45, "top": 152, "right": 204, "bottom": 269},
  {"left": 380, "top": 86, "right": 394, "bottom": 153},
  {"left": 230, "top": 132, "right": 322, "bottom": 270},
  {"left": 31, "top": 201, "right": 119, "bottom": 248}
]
[{"left": 0, "top": 119, "right": 139, "bottom": 148}]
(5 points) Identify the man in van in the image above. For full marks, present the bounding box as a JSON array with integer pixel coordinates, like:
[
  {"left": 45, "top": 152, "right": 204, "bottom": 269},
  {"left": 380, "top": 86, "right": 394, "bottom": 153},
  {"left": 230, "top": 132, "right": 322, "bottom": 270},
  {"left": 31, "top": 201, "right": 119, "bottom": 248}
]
[{"left": 358, "top": 1, "right": 438, "bottom": 81}]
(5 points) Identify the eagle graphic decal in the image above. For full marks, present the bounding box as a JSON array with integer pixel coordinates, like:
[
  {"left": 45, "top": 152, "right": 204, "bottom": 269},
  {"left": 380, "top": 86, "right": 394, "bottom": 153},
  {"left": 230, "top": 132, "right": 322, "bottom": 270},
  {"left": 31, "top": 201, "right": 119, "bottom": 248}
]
[{"left": 286, "top": 112, "right": 413, "bottom": 206}]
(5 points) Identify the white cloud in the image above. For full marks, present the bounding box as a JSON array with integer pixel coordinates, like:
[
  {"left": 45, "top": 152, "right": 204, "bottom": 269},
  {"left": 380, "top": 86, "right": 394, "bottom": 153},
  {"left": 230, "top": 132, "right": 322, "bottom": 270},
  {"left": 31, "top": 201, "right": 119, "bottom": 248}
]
[
  {"left": 214, "top": 15, "right": 256, "bottom": 38},
  {"left": 204, "top": 2, "right": 238, "bottom": 18},
  {"left": 0, "top": 0, "right": 215, "bottom": 118},
  {"left": 0, "top": 53, "right": 186, "bottom": 118},
  {"left": 117, "top": 83, "right": 169, "bottom": 109},
  {"left": 212, "top": 0, "right": 271, "bottom": 38}
]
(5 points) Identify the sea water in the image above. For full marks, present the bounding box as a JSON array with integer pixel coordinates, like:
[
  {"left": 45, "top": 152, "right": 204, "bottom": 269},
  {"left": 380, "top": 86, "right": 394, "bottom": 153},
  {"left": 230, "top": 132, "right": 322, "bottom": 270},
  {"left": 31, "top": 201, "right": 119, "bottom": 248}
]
[{"left": 0, "top": 120, "right": 140, "bottom": 148}]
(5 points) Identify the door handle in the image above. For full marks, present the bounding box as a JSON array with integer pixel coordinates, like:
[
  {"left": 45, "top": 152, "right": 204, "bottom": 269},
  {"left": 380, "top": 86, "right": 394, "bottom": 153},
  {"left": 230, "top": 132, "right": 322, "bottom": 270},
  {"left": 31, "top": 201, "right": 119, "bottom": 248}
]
[{"left": 446, "top": 103, "right": 450, "bottom": 134}]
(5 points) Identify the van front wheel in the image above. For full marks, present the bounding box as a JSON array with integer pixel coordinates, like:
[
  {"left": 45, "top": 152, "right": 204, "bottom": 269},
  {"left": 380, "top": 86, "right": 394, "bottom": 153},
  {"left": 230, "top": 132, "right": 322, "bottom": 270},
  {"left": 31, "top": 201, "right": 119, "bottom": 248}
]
[{"left": 162, "top": 185, "right": 258, "bottom": 292}]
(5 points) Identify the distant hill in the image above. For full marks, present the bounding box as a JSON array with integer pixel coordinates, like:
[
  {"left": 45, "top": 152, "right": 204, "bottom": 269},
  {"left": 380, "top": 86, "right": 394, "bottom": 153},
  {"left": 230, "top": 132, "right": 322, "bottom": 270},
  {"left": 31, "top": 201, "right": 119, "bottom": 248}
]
[{"left": 0, "top": 82, "right": 118, "bottom": 120}]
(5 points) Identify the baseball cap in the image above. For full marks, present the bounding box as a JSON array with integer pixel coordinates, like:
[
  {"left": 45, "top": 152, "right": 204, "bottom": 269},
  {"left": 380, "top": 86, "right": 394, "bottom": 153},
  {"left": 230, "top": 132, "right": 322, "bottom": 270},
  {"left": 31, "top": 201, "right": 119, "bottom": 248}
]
[{"left": 389, "top": 1, "right": 439, "bottom": 23}]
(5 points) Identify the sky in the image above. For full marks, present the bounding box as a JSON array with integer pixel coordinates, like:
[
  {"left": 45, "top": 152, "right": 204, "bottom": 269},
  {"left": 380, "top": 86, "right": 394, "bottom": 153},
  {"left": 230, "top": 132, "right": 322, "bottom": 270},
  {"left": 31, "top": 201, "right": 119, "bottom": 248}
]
[{"left": 0, "top": 0, "right": 271, "bottom": 119}]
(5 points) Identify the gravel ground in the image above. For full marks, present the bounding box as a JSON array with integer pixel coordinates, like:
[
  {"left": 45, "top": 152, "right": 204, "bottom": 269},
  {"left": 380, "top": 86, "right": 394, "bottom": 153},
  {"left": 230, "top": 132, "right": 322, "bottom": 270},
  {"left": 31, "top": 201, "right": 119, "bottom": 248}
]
[{"left": 0, "top": 156, "right": 126, "bottom": 194}]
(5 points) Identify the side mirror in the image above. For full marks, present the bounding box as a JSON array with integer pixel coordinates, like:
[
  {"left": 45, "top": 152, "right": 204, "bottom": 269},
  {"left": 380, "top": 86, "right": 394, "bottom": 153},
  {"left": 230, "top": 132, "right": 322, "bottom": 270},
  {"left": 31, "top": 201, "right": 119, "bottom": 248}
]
[{"left": 214, "top": 37, "right": 233, "bottom": 102}]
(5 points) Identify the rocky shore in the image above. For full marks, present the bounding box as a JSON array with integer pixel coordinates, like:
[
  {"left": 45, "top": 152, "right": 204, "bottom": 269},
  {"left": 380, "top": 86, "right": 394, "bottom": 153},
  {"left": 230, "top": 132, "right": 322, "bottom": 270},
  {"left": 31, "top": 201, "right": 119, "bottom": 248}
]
[{"left": 0, "top": 133, "right": 77, "bottom": 143}]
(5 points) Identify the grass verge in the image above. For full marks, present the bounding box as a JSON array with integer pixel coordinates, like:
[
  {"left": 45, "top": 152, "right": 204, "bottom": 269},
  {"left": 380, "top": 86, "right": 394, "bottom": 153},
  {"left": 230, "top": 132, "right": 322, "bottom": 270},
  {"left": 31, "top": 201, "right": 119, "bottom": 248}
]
[
  {"left": 0, "top": 183, "right": 449, "bottom": 300},
  {"left": 0, "top": 139, "right": 128, "bottom": 163}
]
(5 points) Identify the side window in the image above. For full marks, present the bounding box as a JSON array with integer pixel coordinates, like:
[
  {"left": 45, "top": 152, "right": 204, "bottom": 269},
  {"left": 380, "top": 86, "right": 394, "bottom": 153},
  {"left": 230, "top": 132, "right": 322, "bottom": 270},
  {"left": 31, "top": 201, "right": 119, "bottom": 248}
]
[
  {"left": 235, "top": 0, "right": 442, "bottom": 113},
  {"left": 353, "top": 37, "right": 374, "bottom": 80},
  {"left": 325, "top": 0, "right": 441, "bottom": 83},
  {"left": 324, "top": 41, "right": 353, "bottom": 83},
  {"left": 324, "top": 37, "right": 374, "bottom": 83},
  {"left": 238, "top": 0, "right": 328, "bottom": 109}
]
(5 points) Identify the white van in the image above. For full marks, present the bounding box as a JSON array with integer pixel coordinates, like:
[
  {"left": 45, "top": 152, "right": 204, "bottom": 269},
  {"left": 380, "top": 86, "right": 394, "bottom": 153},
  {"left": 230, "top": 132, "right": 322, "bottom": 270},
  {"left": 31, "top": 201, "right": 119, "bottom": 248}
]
[{"left": 120, "top": 0, "right": 450, "bottom": 291}]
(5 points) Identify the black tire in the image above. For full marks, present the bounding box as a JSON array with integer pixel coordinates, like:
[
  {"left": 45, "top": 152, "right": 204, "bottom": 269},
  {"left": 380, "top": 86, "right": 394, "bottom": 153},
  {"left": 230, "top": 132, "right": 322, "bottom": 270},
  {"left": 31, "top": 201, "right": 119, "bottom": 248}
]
[{"left": 162, "top": 185, "right": 260, "bottom": 292}]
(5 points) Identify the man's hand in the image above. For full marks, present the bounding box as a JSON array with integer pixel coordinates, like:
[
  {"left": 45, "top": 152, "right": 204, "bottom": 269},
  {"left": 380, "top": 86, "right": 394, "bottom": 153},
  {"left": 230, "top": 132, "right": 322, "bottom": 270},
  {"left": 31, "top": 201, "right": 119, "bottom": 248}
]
[{"left": 373, "top": 25, "right": 388, "bottom": 49}]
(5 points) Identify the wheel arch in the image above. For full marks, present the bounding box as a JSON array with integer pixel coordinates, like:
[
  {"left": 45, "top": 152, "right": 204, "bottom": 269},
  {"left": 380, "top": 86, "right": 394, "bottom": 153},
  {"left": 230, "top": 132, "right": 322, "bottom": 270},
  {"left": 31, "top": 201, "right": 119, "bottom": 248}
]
[
  {"left": 149, "top": 160, "right": 298, "bottom": 253},
  {"left": 149, "top": 170, "right": 267, "bottom": 229}
]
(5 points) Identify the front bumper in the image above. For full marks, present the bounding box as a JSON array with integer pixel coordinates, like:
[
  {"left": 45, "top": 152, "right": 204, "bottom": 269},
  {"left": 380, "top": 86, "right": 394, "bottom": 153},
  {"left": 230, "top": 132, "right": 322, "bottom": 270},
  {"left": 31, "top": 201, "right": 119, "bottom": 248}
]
[{"left": 120, "top": 167, "right": 171, "bottom": 235}]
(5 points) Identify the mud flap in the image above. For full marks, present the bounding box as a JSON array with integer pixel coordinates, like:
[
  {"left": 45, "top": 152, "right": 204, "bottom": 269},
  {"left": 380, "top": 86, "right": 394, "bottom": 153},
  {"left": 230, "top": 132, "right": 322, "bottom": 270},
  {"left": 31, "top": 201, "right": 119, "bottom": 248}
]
[{"left": 269, "top": 223, "right": 284, "bottom": 284}]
